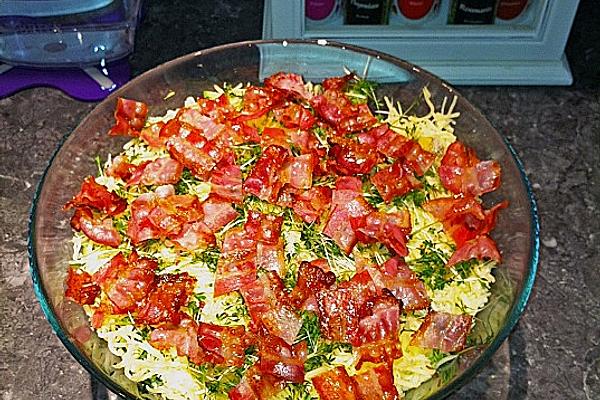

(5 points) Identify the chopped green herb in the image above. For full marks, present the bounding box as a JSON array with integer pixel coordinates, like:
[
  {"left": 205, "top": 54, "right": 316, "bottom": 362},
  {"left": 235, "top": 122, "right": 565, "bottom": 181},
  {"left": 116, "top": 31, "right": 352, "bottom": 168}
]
[
  {"left": 304, "top": 342, "right": 353, "bottom": 372},
  {"left": 428, "top": 349, "right": 447, "bottom": 366},
  {"left": 452, "top": 259, "right": 479, "bottom": 280},
  {"left": 174, "top": 169, "right": 202, "bottom": 195},
  {"left": 186, "top": 293, "right": 207, "bottom": 322},
  {"left": 295, "top": 311, "right": 321, "bottom": 353},
  {"left": 437, "top": 358, "right": 458, "bottom": 384},
  {"left": 232, "top": 143, "right": 262, "bottom": 176},
  {"left": 216, "top": 293, "right": 249, "bottom": 325},
  {"left": 312, "top": 126, "right": 330, "bottom": 151},
  {"left": 296, "top": 218, "right": 355, "bottom": 280},
  {"left": 362, "top": 179, "right": 385, "bottom": 209},
  {"left": 95, "top": 155, "right": 104, "bottom": 176},
  {"left": 392, "top": 189, "right": 428, "bottom": 208},
  {"left": 278, "top": 382, "right": 318, "bottom": 400},
  {"left": 312, "top": 175, "right": 336, "bottom": 188},
  {"left": 245, "top": 194, "right": 286, "bottom": 216},
  {"left": 408, "top": 239, "right": 450, "bottom": 290},
  {"left": 194, "top": 247, "right": 221, "bottom": 273},
  {"left": 345, "top": 76, "right": 380, "bottom": 109}
]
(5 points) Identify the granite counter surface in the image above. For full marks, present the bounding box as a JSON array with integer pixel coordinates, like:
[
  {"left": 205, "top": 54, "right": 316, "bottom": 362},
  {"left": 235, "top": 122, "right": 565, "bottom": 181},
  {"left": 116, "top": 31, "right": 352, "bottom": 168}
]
[{"left": 1, "top": 1, "right": 598, "bottom": 399}]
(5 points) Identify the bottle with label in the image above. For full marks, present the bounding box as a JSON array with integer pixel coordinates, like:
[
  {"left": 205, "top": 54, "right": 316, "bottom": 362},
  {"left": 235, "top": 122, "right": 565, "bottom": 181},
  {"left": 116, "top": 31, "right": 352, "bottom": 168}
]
[
  {"left": 397, "top": 0, "right": 436, "bottom": 20},
  {"left": 496, "top": 0, "right": 529, "bottom": 21},
  {"left": 448, "top": 0, "right": 498, "bottom": 25},
  {"left": 345, "top": 0, "right": 392, "bottom": 25},
  {"left": 306, "top": 0, "right": 340, "bottom": 22}
]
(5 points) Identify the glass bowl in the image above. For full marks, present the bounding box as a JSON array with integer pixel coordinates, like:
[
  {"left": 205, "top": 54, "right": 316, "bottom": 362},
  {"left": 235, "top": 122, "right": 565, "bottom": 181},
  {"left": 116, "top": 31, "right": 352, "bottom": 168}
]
[{"left": 28, "top": 39, "right": 539, "bottom": 399}]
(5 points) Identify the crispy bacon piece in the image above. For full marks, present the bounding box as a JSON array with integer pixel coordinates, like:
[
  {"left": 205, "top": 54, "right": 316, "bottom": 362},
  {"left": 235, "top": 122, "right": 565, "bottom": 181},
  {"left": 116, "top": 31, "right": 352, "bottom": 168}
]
[
  {"left": 312, "top": 367, "right": 360, "bottom": 400},
  {"left": 65, "top": 268, "right": 100, "bottom": 305},
  {"left": 196, "top": 94, "right": 239, "bottom": 123},
  {"left": 228, "top": 377, "right": 258, "bottom": 400},
  {"left": 214, "top": 227, "right": 257, "bottom": 297},
  {"left": 209, "top": 163, "right": 244, "bottom": 203},
  {"left": 439, "top": 141, "right": 502, "bottom": 196},
  {"left": 126, "top": 157, "right": 183, "bottom": 187},
  {"left": 402, "top": 140, "right": 436, "bottom": 177},
  {"left": 335, "top": 175, "right": 362, "bottom": 191},
  {"left": 136, "top": 272, "right": 196, "bottom": 325},
  {"left": 411, "top": 311, "right": 473, "bottom": 352},
  {"left": 353, "top": 292, "right": 402, "bottom": 367},
  {"left": 258, "top": 332, "right": 306, "bottom": 383},
  {"left": 323, "top": 177, "right": 373, "bottom": 254},
  {"left": 240, "top": 86, "right": 285, "bottom": 120},
  {"left": 89, "top": 300, "right": 116, "bottom": 329},
  {"left": 423, "top": 196, "right": 508, "bottom": 246},
  {"left": 106, "top": 155, "right": 137, "bottom": 181},
  {"left": 197, "top": 323, "right": 249, "bottom": 367},
  {"left": 367, "top": 257, "right": 430, "bottom": 311},
  {"left": 166, "top": 134, "right": 224, "bottom": 180},
  {"left": 229, "top": 366, "right": 282, "bottom": 400},
  {"left": 243, "top": 145, "right": 289, "bottom": 202},
  {"left": 261, "top": 127, "right": 289, "bottom": 149},
  {"left": 126, "top": 192, "right": 162, "bottom": 244},
  {"left": 316, "top": 270, "right": 377, "bottom": 343},
  {"left": 170, "top": 221, "right": 215, "bottom": 251},
  {"left": 92, "top": 251, "right": 157, "bottom": 312},
  {"left": 214, "top": 256, "right": 257, "bottom": 297},
  {"left": 309, "top": 93, "right": 344, "bottom": 127},
  {"left": 329, "top": 140, "right": 379, "bottom": 176},
  {"left": 310, "top": 90, "right": 377, "bottom": 135},
  {"left": 64, "top": 176, "right": 127, "bottom": 216},
  {"left": 353, "top": 364, "right": 399, "bottom": 400},
  {"left": 202, "top": 196, "right": 239, "bottom": 232},
  {"left": 126, "top": 186, "right": 205, "bottom": 245},
  {"left": 351, "top": 210, "right": 411, "bottom": 257},
  {"left": 447, "top": 235, "right": 501, "bottom": 267},
  {"left": 214, "top": 211, "right": 279, "bottom": 297},
  {"left": 357, "top": 123, "right": 386, "bottom": 147},
  {"left": 322, "top": 74, "right": 354, "bottom": 91},
  {"left": 291, "top": 186, "right": 332, "bottom": 224},
  {"left": 287, "top": 261, "right": 336, "bottom": 309},
  {"left": 372, "top": 127, "right": 434, "bottom": 176},
  {"left": 149, "top": 319, "right": 205, "bottom": 364},
  {"left": 335, "top": 101, "right": 378, "bottom": 134},
  {"left": 281, "top": 154, "right": 314, "bottom": 189},
  {"left": 245, "top": 210, "right": 283, "bottom": 245},
  {"left": 264, "top": 72, "right": 312, "bottom": 101},
  {"left": 179, "top": 108, "right": 225, "bottom": 140},
  {"left": 240, "top": 273, "right": 303, "bottom": 345},
  {"left": 160, "top": 117, "right": 183, "bottom": 141},
  {"left": 70, "top": 207, "right": 121, "bottom": 248},
  {"left": 140, "top": 122, "right": 164, "bottom": 148},
  {"left": 272, "top": 103, "right": 316, "bottom": 130},
  {"left": 323, "top": 205, "right": 358, "bottom": 255},
  {"left": 371, "top": 161, "right": 422, "bottom": 202},
  {"left": 108, "top": 98, "right": 148, "bottom": 137},
  {"left": 256, "top": 241, "right": 286, "bottom": 277},
  {"left": 356, "top": 292, "right": 402, "bottom": 345}
]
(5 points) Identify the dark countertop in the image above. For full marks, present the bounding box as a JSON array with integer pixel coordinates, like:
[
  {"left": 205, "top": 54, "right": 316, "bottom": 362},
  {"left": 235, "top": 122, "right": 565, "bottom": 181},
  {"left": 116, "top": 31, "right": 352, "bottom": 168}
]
[{"left": 1, "top": 1, "right": 598, "bottom": 399}]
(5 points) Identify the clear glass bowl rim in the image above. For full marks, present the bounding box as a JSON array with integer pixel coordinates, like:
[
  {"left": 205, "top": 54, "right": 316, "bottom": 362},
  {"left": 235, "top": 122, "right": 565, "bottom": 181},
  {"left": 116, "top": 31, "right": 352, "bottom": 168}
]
[{"left": 27, "top": 39, "right": 540, "bottom": 400}]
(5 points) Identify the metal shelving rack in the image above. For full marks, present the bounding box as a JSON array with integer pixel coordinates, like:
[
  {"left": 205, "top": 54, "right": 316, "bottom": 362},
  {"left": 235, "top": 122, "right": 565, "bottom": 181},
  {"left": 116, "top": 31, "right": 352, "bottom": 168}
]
[{"left": 262, "top": 0, "right": 580, "bottom": 85}]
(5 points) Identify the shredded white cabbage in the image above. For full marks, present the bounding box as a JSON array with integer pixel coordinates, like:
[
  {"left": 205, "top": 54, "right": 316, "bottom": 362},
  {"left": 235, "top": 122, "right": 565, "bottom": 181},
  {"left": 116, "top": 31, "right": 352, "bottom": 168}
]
[{"left": 97, "top": 324, "right": 204, "bottom": 400}]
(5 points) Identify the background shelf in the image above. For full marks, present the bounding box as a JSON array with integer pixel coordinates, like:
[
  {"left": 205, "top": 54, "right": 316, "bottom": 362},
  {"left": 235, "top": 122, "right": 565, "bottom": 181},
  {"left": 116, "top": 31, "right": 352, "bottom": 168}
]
[{"left": 263, "top": 0, "right": 580, "bottom": 85}]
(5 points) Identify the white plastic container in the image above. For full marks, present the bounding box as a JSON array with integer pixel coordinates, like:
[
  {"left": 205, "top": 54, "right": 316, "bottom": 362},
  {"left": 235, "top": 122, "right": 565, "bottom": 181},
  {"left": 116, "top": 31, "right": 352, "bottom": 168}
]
[{"left": 0, "top": 0, "right": 142, "bottom": 67}]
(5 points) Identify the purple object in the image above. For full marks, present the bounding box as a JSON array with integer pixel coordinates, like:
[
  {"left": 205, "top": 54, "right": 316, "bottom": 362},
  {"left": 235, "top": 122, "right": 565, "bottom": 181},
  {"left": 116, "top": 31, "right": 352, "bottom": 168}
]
[
  {"left": 306, "top": 0, "right": 337, "bottom": 21},
  {"left": 0, "top": 59, "right": 130, "bottom": 101}
]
